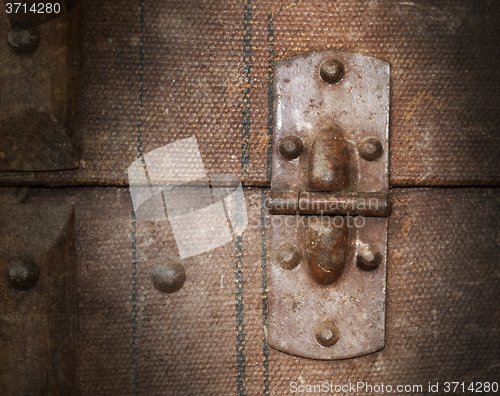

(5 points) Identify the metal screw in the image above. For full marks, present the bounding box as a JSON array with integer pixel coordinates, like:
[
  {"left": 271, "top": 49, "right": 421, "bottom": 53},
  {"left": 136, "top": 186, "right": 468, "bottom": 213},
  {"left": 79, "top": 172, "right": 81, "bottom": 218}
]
[
  {"left": 276, "top": 243, "right": 301, "bottom": 270},
  {"left": 7, "top": 257, "right": 40, "bottom": 291},
  {"left": 315, "top": 321, "right": 340, "bottom": 347},
  {"left": 357, "top": 244, "right": 382, "bottom": 271},
  {"left": 358, "top": 137, "right": 383, "bottom": 161},
  {"left": 7, "top": 25, "right": 40, "bottom": 54},
  {"left": 278, "top": 135, "right": 303, "bottom": 160},
  {"left": 151, "top": 259, "right": 186, "bottom": 293},
  {"left": 320, "top": 59, "right": 345, "bottom": 84}
]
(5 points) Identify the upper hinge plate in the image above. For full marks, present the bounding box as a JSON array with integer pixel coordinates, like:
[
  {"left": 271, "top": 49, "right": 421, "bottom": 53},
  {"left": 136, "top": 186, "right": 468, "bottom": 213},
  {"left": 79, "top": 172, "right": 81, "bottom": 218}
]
[
  {"left": 267, "top": 50, "right": 390, "bottom": 360},
  {"left": 271, "top": 50, "right": 390, "bottom": 197}
]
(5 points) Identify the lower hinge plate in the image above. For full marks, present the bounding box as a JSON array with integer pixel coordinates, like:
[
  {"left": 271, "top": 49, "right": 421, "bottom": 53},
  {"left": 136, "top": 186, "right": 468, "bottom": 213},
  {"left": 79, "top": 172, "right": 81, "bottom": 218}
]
[{"left": 268, "top": 215, "right": 387, "bottom": 359}]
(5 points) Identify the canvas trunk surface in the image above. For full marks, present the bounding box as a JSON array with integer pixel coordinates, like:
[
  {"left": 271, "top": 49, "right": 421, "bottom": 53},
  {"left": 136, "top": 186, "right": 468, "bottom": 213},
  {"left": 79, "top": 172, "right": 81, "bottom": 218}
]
[
  {"left": 21, "top": 187, "right": 500, "bottom": 395},
  {"left": 1, "top": 0, "right": 500, "bottom": 395}
]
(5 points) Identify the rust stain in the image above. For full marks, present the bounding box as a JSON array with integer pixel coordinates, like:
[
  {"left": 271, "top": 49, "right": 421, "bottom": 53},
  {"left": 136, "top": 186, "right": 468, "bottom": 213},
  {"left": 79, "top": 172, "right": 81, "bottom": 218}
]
[
  {"left": 401, "top": 216, "right": 412, "bottom": 237},
  {"left": 253, "top": 128, "right": 270, "bottom": 152},
  {"left": 404, "top": 87, "right": 454, "bottom": 123}
]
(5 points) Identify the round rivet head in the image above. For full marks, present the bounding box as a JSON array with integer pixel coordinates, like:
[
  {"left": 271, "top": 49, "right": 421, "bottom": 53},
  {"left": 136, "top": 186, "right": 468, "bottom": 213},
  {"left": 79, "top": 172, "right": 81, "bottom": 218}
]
[
  {"left": 358, "top": 137, "right": 383, "bottom": 161},
  {"left": 7, "top": 25, "right": 40, "bottom": 54},
  {"left": 8, "top": 257, "right": 40, "bottom": 291},
  {"left": 151, "top": 259, "right": 186, "bottom": 293},
  {"left": 279, "top": 135, "right": 303, "bottom": 160},
  {"left": 276, "top": 243, "right": 302, "bottom": 270},
  {"left": 320, "top": 59, "right": 345, "bottom": 84},
  {"left": 357, "top": 244, "right": 382, "bottom": 271},
  {"left": 315, "top": 321, "right": 340, "bottom": 347}
]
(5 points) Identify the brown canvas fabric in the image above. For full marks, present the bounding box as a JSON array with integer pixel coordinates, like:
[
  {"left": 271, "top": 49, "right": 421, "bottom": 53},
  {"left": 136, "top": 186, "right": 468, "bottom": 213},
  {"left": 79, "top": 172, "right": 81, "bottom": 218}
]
[
  {"left": 5, "top": 0, "right": 499, "bottom": 394},
  {"left": 33, "top": 0, "right": 500, "bottom": 187},
  {"left": 24, "top": 187, "right": 500, "bottom": 395}
]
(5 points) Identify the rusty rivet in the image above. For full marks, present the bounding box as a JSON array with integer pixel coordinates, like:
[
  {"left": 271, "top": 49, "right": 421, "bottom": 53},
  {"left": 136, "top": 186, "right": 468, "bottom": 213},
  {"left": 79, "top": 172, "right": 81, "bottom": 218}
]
[
  {"left": 279, "top": 135, "right": 303, "bottom": 160},
  {"left": 315, "top": 321, "right": 340, "bottom": 347},
  {"left": 276, "top": 243, "right": 301, "bottom": 270},
  {"left": 357, "top": 244, "right": 382, "bottom": 271},
  {"left": 358, "top": 137, "right": 383, "bottom": 161},
  {"left": 7, "top": 257, "right": 40, "bottom": 291},
  {"left": 320, "top": 59, "right": 345, "bottom": 84},
  {"left": 7, "top": 25, "right": 40, "bottom": 54},
  {"left": 151, "top": 259, "right": 186, "bottom": 293}
]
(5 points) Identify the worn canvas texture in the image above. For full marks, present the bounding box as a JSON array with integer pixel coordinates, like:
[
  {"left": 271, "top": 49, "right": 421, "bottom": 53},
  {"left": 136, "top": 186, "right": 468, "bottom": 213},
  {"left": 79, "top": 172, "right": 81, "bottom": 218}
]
[
  {"left": 23, "top": 187, "right": 500, "bottom": 395},
  {"left": 31, "top": 0, "right": 500, "bottom": 187},
  {"left": 3, "top": 0, "right": 500, "bottom": 395}
]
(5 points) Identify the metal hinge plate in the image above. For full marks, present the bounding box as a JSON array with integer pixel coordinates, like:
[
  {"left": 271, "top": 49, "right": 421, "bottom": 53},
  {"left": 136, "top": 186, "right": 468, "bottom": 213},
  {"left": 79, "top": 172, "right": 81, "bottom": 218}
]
[{"left": 267, "top": 51, "right": 390, "bottom": 360}]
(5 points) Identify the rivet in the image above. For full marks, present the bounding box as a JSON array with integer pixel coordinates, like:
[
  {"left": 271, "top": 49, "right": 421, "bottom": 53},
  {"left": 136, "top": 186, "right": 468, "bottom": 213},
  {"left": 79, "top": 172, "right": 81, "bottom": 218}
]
[
  {"left": 7, "top": 25, "right": 40, "bottom": 54},
  {"left": 276, "top": 243, "right": 301, "bottom": 270},
  {"left": 315, "top": 321, "right": 340, "bottom": 347},
  {"left": 7, "top": 257, "right": 40, "bottom": 291},
  {"left": 320, "top": 59, "right": 345, "bottom": 84},
  {"left": 151, "top": 259, "right": 186, "bottom": 293},
  {"left": 278, "top": 135, "right": 303, "bottom": 160},
  {"left": 357, "top": 244, "right": 382, "bottom": 271},
  {"left": 358, "top": 137, "right": 383, "bottom": 161}
]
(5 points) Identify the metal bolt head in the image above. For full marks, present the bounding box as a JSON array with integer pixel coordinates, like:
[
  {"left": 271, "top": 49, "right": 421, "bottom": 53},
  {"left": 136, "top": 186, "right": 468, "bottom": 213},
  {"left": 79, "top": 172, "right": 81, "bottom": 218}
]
[
  {"left": 276, "top": 243, "right": 302, "bottom": 270},
  {"left": 315, "top": 321, "right": 340, "bottom": 347},
  {"left": 7, "top": 257, "right": 40, "bottom": 291},
  {"left": 320, "top": 59, "right": 345, "bottom": 84},
  {"left": 7, "top": 25, "right": 40, "bottom": 54},
  {"left": 358, "top": 137, "right": 383, "bottom": 161},
  {"left": 278, "top": 135, "right": 303, "bottom": 160},
  {"left": 151, "top": 259, "right": 186, "bottom": 293},
  {"left": 357, "top": 244, "right": 382, "bottom": 271}
]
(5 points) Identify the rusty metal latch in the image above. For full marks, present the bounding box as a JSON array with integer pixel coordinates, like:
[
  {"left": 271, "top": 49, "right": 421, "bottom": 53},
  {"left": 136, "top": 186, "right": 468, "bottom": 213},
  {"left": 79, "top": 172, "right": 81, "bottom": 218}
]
[{"left": 267, "top": 51, "right": 390, "bottom": 360}]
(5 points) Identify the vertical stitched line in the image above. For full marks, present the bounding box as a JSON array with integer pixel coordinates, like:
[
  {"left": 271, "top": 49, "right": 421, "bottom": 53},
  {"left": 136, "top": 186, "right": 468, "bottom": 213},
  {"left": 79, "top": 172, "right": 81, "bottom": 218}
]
[
  {"left": 266, "top": 12, "right": 275, "bottom": 185},
  {"left": 235, "top": 234, "right": 246, "bottom": 396},
  {"left": 260, "top": 188, "right": 270, "bottom": 395},
  {"left": 131, "top": 211, "right": 139, "bottom": 394},
  {"left": 241, "top": 0, "right": 252, "bottom": 183},
  {"left": 132, "top": 0, "right": 145, "bottom": 393},
  {"left": 236, "top": 0, "right": 252, "bottom": 394}
]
